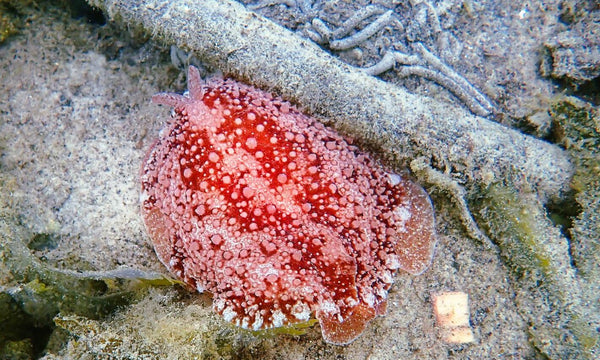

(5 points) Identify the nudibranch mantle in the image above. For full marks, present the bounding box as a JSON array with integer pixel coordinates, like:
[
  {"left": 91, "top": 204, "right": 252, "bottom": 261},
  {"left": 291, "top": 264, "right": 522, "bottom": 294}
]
[{"left": 140, "top": 66, "right": 437, "bottom": 344}]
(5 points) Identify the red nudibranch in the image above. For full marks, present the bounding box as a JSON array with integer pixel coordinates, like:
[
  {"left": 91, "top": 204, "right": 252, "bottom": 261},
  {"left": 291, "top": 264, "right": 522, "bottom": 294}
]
[{"left": 140, "top": 66, "right": 437, "bottom": 344}]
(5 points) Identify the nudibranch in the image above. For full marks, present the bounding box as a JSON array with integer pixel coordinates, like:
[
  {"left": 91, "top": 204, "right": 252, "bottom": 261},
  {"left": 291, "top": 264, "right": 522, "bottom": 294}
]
[{"left": 140, "top": 66, "right": 437, "bottom": 344}]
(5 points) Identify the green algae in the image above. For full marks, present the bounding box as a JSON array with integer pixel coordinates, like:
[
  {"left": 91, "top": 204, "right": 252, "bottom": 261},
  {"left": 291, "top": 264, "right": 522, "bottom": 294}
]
[
  {"left": 50, "top": 285, "right": 319, "bottom": 359},
  {"left": 550, "top": 97, "right": 600, "bottom": 281},
  {"left": 0, "top": 172, "right": 180, "bottom": 358},
  {"left": 50, "top": 288, "right": 272, "bottom": 360},
  {"left": 0, "top": 225, "right": 176, "bottom": 313},
  {"left": 251, "top": 319, "right": 319, "bottom": 337},
  {"left": 470, "top": 183, "right": 598, "bottom": 359},
  {"left": 0, "top": 231, "right": 181, "bottom": 358},
  {"left": 0, "top": 0, "right": 33, "bottom": 43},
  {"left": 1, "top": 224, "right": 133, "bottom": 320},
  {"left": 0, "top": 292, "right": 38, "bottom": 357},
  {"left": 473, "top": 185, "right": 554, "bottom": 277},
  {"left": 0, "top": 339, "right": 34, "bottom": 360},
  {"left": 465, "top": 96, "right": 600, "bottom": 358},
  {"left": 550, "top": 96, "right": 600, "bottom": 356}
]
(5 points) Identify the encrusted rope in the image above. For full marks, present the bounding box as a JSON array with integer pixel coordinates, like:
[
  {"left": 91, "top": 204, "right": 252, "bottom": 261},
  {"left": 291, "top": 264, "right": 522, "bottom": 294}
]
[{"left": 89, "top": 0, "right": 573, "bottom": 200}]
